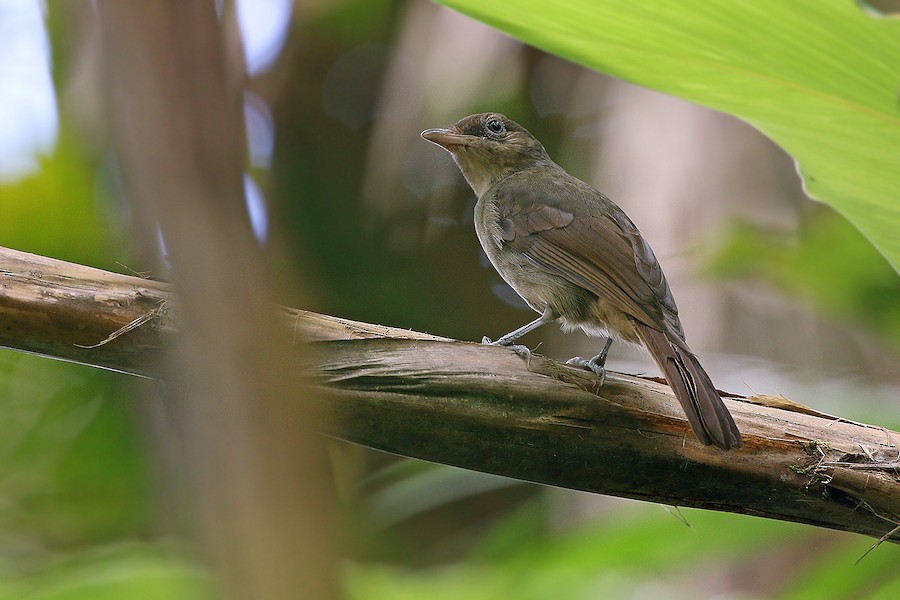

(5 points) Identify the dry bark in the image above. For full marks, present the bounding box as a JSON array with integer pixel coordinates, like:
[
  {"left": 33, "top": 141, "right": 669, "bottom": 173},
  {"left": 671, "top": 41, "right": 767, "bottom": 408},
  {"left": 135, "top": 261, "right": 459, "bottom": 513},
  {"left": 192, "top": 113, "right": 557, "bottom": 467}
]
[{"left": 1, "top": 245, "right": 898, "bottom": 543}]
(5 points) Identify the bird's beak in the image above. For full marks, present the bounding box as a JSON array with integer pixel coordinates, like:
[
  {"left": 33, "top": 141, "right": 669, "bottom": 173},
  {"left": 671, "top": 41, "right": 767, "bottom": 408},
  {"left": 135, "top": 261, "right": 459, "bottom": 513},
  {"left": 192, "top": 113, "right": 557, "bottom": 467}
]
[{"left": 421, "top": 128, "right": 474, "bottom": 150}]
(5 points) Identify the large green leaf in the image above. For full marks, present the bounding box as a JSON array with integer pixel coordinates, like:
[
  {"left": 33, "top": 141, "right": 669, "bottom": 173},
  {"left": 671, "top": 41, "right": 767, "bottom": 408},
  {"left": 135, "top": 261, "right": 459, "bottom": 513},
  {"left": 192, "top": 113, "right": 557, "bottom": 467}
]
[{"left": 435, "top": 0, "right": 900, "bottom": 271}]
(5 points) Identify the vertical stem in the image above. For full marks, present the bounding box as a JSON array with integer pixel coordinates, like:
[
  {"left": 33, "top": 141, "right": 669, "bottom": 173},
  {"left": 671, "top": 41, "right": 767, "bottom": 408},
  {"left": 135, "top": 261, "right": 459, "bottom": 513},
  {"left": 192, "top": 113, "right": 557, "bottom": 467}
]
[{"left": 97, "top": 3, "right": 336, "bottom": 598}]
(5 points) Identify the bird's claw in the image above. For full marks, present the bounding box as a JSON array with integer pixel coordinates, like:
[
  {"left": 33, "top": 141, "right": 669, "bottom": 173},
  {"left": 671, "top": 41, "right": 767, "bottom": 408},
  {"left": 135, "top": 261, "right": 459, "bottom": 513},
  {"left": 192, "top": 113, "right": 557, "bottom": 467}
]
[
  {"left": 566, "top": 356, "right": 606, "bottom": 384},
  {"left": 482, "top": 336, "right": 532, "bottom": 364},
  {"left": 507, "top": 344, "right": 532, "bottom": 361}
]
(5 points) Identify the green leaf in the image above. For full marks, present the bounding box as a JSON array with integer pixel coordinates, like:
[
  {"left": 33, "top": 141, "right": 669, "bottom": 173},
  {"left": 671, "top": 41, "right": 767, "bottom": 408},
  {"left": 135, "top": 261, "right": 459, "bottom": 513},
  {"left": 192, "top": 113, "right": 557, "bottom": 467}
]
[{"left": 434, "top": 0, "right": 900, "bottom": 271}]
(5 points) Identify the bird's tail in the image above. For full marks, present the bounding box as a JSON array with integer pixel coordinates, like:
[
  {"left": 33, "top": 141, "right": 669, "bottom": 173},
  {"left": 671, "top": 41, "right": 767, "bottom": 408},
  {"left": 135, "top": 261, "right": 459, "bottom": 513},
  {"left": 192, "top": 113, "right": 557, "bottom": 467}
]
[{"left": 636, "top": 324, "right": 742, "bottom": 450}]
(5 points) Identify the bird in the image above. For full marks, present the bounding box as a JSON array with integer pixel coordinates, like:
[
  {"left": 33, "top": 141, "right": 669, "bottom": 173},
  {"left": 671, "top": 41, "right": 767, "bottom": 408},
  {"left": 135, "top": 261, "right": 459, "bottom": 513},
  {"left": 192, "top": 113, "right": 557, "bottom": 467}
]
[{"left": 421, "top": 112, "right": 742, "bottom": 449}]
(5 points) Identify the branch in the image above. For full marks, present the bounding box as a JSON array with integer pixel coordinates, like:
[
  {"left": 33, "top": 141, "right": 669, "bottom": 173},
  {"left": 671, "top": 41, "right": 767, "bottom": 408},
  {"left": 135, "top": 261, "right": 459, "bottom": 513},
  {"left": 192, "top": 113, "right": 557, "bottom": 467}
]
[{"left": 1, "top": 246, "right": 898, "bottom": 542}]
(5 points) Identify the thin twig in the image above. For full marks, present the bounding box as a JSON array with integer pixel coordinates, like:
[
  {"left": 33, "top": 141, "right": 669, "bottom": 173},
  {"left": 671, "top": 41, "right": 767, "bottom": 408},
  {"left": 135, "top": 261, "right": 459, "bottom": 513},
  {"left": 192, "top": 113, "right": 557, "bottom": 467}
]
[{"left": 74, "top": 300, "right": 168, "bottom": 348}]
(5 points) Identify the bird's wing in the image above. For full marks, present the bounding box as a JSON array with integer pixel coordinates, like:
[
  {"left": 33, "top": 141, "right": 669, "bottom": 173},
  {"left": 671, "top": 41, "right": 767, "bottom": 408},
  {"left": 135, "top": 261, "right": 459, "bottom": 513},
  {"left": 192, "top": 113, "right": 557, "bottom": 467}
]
[{"left": 496, "top": 178, "right": 685, "bottom": 343}]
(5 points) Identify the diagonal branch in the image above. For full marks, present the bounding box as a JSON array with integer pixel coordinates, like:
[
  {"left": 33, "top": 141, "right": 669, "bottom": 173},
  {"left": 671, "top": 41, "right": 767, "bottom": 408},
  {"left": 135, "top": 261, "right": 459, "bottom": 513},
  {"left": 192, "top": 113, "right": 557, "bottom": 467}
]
[{"left": 1, "top": 245, "right": 898, "bottom": 542}]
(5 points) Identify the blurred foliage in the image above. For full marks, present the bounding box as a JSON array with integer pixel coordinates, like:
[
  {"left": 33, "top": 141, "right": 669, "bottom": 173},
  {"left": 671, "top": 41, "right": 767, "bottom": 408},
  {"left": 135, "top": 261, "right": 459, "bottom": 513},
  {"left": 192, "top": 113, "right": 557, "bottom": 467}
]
[
  {"left": 0, "top": 354, "right": 149, "bottom": 544},
  {"left": 782, "top": 539, "right": 900, "bottom": 600},
  {"left": 0, "top": 544, "right": 214, "bottom": 600},
  {"left": 0, "top": 128, "right": 125, "bottom": 270},
  {"left": 347, "top": 491, "right": 900, "bottom": 599},
  {"left": 436, "top": 0, "right": 900, "bottom": 271},
  {"left": 707, "top": 208, "right": 900, "bottom": 348},
  {"left": 0, "top": 352, "right": 212, "bottom": 597},
  {"left": 0, "top": 64, "right": 174, "bottom": 594},
  {"left": 1, "top": 0, "right": 898, "bottom": 598}
]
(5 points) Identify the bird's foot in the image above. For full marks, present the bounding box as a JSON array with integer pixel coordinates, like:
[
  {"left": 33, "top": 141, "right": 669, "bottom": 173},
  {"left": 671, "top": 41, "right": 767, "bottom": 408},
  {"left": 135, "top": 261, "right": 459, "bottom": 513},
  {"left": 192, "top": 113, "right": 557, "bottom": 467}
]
[
  {"left": 482, "top": 336, "right": 532, "bottom": 363},
  {"left": 566, "top": 356, "right": 606, "bottom": 384}
]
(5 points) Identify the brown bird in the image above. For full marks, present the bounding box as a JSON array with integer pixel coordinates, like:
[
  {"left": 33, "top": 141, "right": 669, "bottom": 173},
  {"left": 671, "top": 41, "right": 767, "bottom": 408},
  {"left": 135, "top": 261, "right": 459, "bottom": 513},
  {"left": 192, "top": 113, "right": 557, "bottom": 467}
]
[{"left": 422, "top": 112, "right": 742, "bottom": 449}]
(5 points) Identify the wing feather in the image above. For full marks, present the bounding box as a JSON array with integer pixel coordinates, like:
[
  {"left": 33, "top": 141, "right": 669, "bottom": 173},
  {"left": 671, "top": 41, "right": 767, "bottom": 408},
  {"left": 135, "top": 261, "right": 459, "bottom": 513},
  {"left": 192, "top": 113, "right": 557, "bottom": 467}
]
[{"left": 496, "top": 174, "right": 685, "bottom": 343}]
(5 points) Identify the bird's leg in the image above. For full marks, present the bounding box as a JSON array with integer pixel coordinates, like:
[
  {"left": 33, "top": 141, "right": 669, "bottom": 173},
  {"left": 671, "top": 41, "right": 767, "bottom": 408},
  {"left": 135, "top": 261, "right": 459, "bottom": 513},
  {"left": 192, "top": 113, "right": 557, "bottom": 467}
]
[
  {"left": 482, "top": 308, "right": 554, "bottom": 360},
  {"left": 567, "top": 337, "right": 613, "bottom": 382}
]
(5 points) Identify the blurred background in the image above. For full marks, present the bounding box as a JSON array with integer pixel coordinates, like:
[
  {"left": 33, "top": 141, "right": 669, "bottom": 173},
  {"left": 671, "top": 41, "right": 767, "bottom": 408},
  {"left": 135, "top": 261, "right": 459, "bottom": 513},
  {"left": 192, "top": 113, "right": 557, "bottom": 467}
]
[{"left": 1, "top": 0, "right": 899, "bottom": 598}]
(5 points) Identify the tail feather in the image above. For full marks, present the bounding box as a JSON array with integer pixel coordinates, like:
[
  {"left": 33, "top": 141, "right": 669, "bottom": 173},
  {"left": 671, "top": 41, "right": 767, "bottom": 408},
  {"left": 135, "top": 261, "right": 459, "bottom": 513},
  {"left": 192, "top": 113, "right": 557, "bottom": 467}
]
[{"left": 636, "top": 325, "right": 742, "bottom": 450}]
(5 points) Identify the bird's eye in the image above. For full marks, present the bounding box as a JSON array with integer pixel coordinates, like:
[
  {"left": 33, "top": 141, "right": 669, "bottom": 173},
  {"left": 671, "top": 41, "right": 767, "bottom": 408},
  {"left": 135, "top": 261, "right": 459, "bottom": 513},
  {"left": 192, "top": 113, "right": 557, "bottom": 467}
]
[{"left": 485, "top": 119, "right": 506, "bottom": 136}]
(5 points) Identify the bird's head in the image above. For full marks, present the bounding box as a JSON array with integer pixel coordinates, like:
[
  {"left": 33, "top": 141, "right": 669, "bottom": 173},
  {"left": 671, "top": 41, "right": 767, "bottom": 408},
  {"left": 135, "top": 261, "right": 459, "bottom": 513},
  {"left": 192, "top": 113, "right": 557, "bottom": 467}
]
[{"left": 421, "top": 113, "right": 552, "bottom": 197}]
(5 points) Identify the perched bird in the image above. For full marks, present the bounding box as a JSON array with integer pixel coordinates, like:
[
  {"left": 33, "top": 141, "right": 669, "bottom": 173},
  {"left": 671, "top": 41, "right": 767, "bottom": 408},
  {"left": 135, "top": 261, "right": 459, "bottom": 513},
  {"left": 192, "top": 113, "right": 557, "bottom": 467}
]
[{"left": 421, "top": 112, "right": 742, "bottom": 449}]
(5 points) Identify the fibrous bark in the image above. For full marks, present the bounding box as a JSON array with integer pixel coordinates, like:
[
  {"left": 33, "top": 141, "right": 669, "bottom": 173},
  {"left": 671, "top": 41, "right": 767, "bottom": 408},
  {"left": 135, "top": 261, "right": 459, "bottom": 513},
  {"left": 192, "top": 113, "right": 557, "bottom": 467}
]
[{"left": 1, "top": 245, "right": 898, "bottom": 543}]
